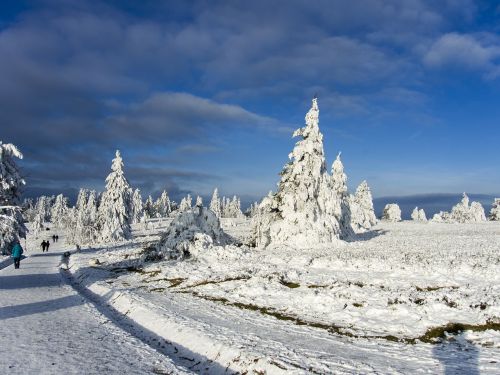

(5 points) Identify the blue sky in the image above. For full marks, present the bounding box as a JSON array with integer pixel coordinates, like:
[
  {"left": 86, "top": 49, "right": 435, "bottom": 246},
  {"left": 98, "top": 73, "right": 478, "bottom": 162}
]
[{"left": 1, "top": 0, "right": 499, "bottom": 214}]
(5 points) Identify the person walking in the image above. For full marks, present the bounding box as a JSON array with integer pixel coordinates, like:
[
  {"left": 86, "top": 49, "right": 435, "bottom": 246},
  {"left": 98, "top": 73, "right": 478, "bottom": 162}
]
[
  {"left": 11, "top": 241, "right": 24, "bottom": 269},
  {"left": 41, "top": 240, "right": 46, "bottom": 252},
  {"left": 52, "top": 235, "right": 56, "bottom": 243},
  {"left": 55, "top": 235, "right": 59, "bottom": 243},
  {"left": 45, "top": 240, "right": 50, "bottom": 252}
]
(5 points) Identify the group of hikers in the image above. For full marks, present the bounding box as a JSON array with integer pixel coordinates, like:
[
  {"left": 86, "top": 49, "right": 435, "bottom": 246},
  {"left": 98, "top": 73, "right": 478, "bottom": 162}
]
[
  {"left": 40, "top": 235, "right": 59, "bottom": 252},
  {"left": 7, "top": 234, "right": 61, "bottom": 269}
]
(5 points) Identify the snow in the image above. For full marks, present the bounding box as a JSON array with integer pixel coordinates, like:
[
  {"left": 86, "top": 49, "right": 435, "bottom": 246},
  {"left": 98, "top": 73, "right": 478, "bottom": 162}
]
[
  {"left": 350, "top": 180, "right": 377, "bottom": 232},
  {"left": 63, "top": 218, "right": 500, "bottom": 373},
  {"left": 491, "top": 198, "right": 500, "bottom": 221},
  {"left": 432, "top": 193, "right": 487, "bottom": 223},
  {"left": 411, "top": 207, "right": 427, "bottom": 222}
]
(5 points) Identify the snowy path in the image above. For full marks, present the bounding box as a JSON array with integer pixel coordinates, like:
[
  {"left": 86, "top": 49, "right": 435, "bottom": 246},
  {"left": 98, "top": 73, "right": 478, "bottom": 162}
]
[{"left": 0, "top": 242, "right": 190, "bottom": 374}]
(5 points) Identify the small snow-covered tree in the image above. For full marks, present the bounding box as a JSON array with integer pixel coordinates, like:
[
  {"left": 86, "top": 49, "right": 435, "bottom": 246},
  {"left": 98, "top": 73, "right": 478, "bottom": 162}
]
[
  {"left": 154, "top": 190, "right": 171, "bottom": 218},
  {"left": 51, "top": 194, "right": 69, "bottom": 229},
  {"left": 350, "top": 180, "right": 377, "bottom": 232},
  {"left": 251, "top": 98, "right": 343, "bottom": 247},
  {"left": 144, "top": 195, "right": 155, "bottom": 218},
  {"left": 490, "top": 198, "right": 500, "bottom": 221},
  {"left": 178, "top": 194, "right": 192, "bottom": 212},
  {"left": 0, "top": 141, "right": 27, "bottom": 254},
  {"left": 195, "top": 195, "right": 203, "bottom": 207},
  {"left": 450, "top": 193, "right": 486, "bottom": 223},
  {"left": 209, "top": 188, "right": 221, "bottom": 217},
  {"left": 329, "top": 153, "right": 353, "bottom": 238},
  {"left": 411, "top": 207, "right": 427, "bottom": 222},
  {"left": 382, "top": 203, "right": 401, "bottom": 222},
  {"left": 97, "top": 150, "right": 132, "bottom": 242},
  {"left": 130, "top": 189, "right": 144, "bottom": 224}
]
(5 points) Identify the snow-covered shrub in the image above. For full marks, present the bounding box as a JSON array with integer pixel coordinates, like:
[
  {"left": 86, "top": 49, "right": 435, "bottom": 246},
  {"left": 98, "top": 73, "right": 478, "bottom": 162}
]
[
  {"left": 431, "top": 193, "right": 487, "bottom": 223},
  {"left": 97, "top": 150, "right": 133, "bottom": 242},
  {"left": 251, "top": 98, "right": 344, "bottom": 248},
  {"left": 449, "top": 193, "right": 486, "bottom": 223},
  {"left": 382, "top": 204, "right": 401, "bottom": 222},
  {"left": 0, "top": 141, "right": 27, "bottom": 253},
  {"left": 350, "top": 180, "right": 377, "bottom": 232},
  {"left": 490, "top": 198, "right": 500, "bottom": 221},
  {"left": 154, "top": 206, "right": 228, "bottom": 260},
  {"left": 411, "top": 207, "right": 427, "bottom": 222}
]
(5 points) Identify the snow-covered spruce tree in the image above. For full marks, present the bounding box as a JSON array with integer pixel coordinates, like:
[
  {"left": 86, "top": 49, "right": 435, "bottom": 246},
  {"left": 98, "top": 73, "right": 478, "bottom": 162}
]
[
  {"left": 178, "top": 194, "right": 192, "bottom": 212},
  {"left": 209, "top": 188, "right": 221, "bottom": 218},
  {"left": 130, "top": 189, "right": 144, "bottom": 224},
  {"left": 34, "top": 196, "right": 51, "bottom": 223},
  {"left": 450, "top": 193, "right": 486, "bottom": 223},
  {"left": 0, "top": 141, "right": 27, "bottom": 253},
  {"left": 51, "top": 194, "right": 69, "bottom": 229},
  {"left": 490, "top": 198, "right": 500, "bottom": 221},
  {"left": 328, "top": 153, "right": 353, "bottom": 238},
  {"left": 251, "top": 98, "right": 343, "bottom": 248},
  {"left": 195, "top": 195, "right": 203, "bottom": 207},
  {"left": 350, "top": 180, "right": 377, "bottom": 232},
  {"left": 72, "top": 190, "right": 99, "bottom": 245},
  {"left": 154, "top": 190, "right": 171, "bottom": 218},
  {"left": 382, "top": 203, "right": 401, "bottom": 222},
  {"left": 97, "top": 150, "right": 132, "bottom": 242},
  {"left": 144, "top": 195, "right": 155, "bottom": 218},
  {"left": 411, "top": 207, "right": 427, "bottom": 222}
]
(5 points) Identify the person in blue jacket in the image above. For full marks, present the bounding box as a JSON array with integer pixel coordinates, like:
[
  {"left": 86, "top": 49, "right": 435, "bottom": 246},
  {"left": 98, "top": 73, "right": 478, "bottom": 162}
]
[{"left": 11, "top": 241, "right": 24, "bottom": 269}]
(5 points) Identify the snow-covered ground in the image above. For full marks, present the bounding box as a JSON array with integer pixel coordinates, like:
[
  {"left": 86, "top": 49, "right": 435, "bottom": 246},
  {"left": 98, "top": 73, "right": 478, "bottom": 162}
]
[{"left": 66, "top": 218, "right": 500, "bottom": 373}]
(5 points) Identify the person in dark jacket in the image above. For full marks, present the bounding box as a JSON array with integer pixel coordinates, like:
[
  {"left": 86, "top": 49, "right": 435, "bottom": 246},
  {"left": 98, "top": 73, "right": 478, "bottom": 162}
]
[
  {"left": 11, "top": 241, "right": 24, "bottom": 269},
  {"left": 45, "top": 240, "right": 50, "bottom": 252},
  {"left": 41, "top": 240, "right": 46, "bottom": 252},
  {"left": 52, "top": 235, "right": 56, "bottom": 243}
]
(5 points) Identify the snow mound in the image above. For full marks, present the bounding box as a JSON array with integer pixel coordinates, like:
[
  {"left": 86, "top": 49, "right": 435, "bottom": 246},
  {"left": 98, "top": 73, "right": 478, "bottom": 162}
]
[
  {"left": 382, "top": 203, "right": 401, "bottom": 222},
  {"left": 411, "top": 207, "right": 427, "bottom": 222},
  {"left": 155, "top": 206, "right": 228, "bottom": 260}
]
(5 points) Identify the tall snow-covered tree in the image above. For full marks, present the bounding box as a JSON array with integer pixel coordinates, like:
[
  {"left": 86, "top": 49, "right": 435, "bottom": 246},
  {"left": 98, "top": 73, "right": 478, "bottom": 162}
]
[
  {"left": 382, "top": 203, "right": 401, "bottom": 222},
  {"left": 51, "top": 194, "right": 69, "bottom": 229},
  {"left": 350, "top": 180, "right": 377, "bottom": 232},
  {"left": 490, "top": 198, "right": 500, "bottom": 221},
  {"left": 130, "top": 189, "right": 144, "bottom": 223},
  {"left": 251, "top": 98, "right": 343, "bottom": 247},
  {"left": 209, "top": 188, "right": 221, "bottom": 217},
  {"left": 0, "top": 142, "right": 27, "bottom": 253},
  {"left": 97, "top": 150, "right": 132, "bottom": 242},
  {"left": 450, "top": 193, "right": 486, "bottom": 223}
]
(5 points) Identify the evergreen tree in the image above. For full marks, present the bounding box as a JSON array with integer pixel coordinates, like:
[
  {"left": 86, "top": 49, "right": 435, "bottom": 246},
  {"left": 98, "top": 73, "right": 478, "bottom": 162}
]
[
  {"left": 411, "top": 207, "right": 427, "bottom": 222},
  {"left": 130, "top": 188, "right": 144, "bottom": 223},
  {"left": 144, "top": 195, "right": 155, "bottom": 218},
  {"left": 350, "top": 180, "right": 377, "bottom": 231},
  {"left": 0, "top": 142, "right": 27, "bottom": 253},
  {"left": 329, "top": 153, "right": 353, "bottom": 238},
  {"left": 382, "top": 204, "right": 401, "bottom": 222},
  {"left": 490, "top": 198, "right": 500, "bottom": 221},
  {"left": 97, "top": 150, "right": 132, "bottom": 242},
  {"left": 251, "top": 98, "right": 343, "bottom": 247},
  {"left": 195, "top": 195, "right": 203, "bottom": 207},
  {"left": 209, "top": 188, "right": 221, "bottom": 217},
  {"left": 154, "top": 190, "right": 171, "bottom": 217},
  {"left": 51, "top": 194, "right": 69, "bottom": 229}
]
